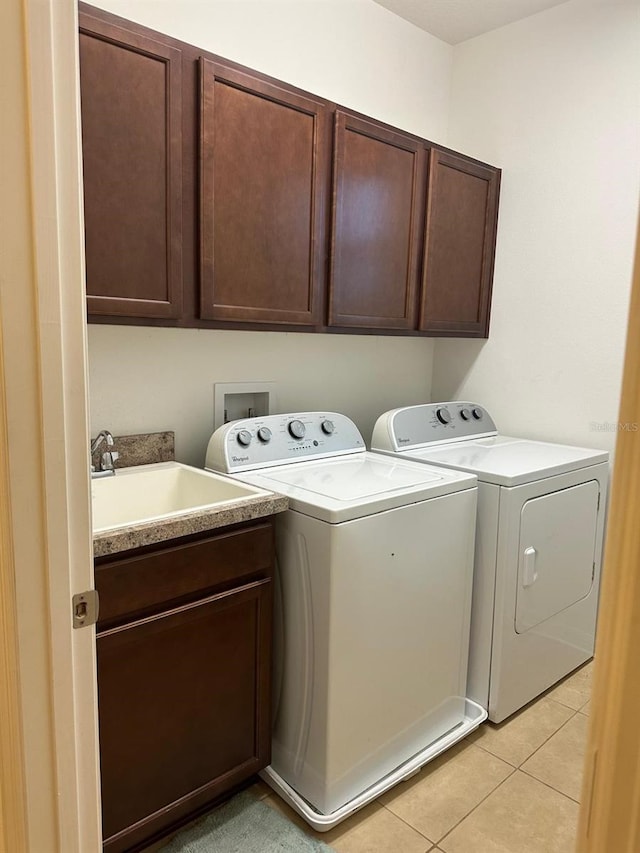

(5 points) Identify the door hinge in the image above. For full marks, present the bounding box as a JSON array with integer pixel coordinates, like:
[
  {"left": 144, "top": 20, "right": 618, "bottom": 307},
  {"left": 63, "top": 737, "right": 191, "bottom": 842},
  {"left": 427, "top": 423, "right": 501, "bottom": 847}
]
[{"left": 72, "top": 590, "right": 99, "bottom": 628}]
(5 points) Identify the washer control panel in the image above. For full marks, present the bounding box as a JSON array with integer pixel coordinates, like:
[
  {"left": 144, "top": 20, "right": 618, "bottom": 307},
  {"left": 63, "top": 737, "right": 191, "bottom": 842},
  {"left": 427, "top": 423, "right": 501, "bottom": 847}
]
[
  {"left": 371, "top": 402, "right": 498, "bottom": 452},
  {"left": 206, "top": 412, "right": 365, "bottom": 473}
]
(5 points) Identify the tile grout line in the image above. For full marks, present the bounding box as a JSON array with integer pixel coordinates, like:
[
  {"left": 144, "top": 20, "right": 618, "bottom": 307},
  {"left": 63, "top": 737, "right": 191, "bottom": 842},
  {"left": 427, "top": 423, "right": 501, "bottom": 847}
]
[
  {"left": 518, "top": 706, "right": 580, "bottom": 768},
  {"left": 468, "top": 738, "right": 518, "bottom": 768},
  {"left": 375, "top": 740, "right": 516, "bottom": 847},
  {"left": 516, "top": 700, "right": 590, "bottom": 804},
  {"left": 432, "top": 699, "right": 589, "bottom": 847},
  {"left": 434, "top": 765, "right": 519, "bottom": 848},
  {"left": 321, "top": 799, "right": 434, "bottom": 853},
  {"left": 326, "top": 695, "right": 590, "bottom": 852},
  {"left": 544, "top": 663, "right": 593, "bottom": 713},
  {"left": 473, "top": 701, "right": 581, "bottom": 771},
  {"left": 282, "top": 710, "right": 585, "bottom": 853},
  {"left": 269, "top": 683, "right": 591, "bottom": 852},
  {"left": 549, "top": 697, "right": 590, "bottom": 714},
  {"left": 377, "top": 801, "right": 435, "bottom": 846},
  {"left": 518, "top": 765, "right": 582, "bottom": 805},
  {"left": 318, "top": 800, "right": 408, "bottom": 851}
]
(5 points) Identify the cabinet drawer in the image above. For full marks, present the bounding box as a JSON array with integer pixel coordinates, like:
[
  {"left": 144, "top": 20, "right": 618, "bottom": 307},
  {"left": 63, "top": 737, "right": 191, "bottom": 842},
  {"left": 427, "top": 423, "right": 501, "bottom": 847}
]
[{"left": 95, "top": 522, "right": 273, "bottom": 628}]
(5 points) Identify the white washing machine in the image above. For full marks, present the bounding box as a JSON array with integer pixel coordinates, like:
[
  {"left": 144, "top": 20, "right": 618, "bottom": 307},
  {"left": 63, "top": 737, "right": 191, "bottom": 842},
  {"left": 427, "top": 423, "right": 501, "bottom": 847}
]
[
  {"left": 372, "top": 402, "right": 609, "bottom": 724},
  {"left": 205, "top": 412, "right": 484, "bottom": 830}
]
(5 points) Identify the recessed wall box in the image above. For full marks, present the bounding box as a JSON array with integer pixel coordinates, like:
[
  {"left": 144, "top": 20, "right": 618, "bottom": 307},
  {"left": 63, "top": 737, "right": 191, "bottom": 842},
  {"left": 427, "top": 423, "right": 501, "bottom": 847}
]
[{"left": 213, "top": 382, "right": 277, "bottom": 431}]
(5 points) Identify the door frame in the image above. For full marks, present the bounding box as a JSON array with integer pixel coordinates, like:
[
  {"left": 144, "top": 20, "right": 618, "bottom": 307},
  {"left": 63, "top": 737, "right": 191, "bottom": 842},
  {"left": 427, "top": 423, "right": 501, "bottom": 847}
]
[
  {"left": 576, "top": 216, "right": 640, "bottom": 849},
  {"left": 1, "top": 0, "right": 638, "bottom": 850},
  {"left": 0, "top": 0, "right": 101, "bottom": 850}
]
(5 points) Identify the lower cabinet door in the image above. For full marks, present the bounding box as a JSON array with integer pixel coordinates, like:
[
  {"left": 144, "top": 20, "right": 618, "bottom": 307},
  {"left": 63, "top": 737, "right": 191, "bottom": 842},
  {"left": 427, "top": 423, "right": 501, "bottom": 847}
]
[{"left": 98, "top": 578, "right": 272, "bottom": 852}]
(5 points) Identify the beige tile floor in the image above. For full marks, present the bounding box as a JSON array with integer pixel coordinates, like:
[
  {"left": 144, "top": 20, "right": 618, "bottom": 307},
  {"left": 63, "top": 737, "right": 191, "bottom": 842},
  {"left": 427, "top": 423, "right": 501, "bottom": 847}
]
[{"left": 258, "top": 660, "right": 593, "bottom": 853}]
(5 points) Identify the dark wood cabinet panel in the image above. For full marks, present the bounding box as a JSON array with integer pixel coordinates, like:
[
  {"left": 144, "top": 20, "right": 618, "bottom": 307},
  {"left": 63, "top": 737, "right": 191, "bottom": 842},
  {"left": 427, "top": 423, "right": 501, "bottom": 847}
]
[
  {"left": 79, "top": 10, "right": 183, "bottom": 319},
  {"left": 99, "top": 581, "right": 272, "bottom": 852},
  {"left": 95, "top": 522, "right": 274, "bottom": 853},
  {"left": 199, "top": 58, "right": 331, "bottom": 326},
  {"left": 78, "top": 6, "right": 501, "bottom": 337},
  {"left": 95, "top": 522, "right": 273, "bottom": 629},
  {"left": 419, "top": 148, "right": 500, "bottom": 337},
  {"left": 329, "top": 112, "right": 425, "bottom": 330}
]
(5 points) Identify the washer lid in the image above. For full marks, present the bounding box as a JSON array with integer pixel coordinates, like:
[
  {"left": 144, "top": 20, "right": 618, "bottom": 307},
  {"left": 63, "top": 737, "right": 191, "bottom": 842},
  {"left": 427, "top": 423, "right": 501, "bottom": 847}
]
[
  {"left": 400, "top": 436, "right": 609, "bottom": 487},
  {"left": 235, "top": 452, "right": 477, "bottom": 523}
]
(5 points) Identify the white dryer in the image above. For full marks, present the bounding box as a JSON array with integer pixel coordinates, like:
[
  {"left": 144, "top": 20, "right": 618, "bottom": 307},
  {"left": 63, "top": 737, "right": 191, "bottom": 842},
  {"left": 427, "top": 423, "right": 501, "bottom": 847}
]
[
  {"left": 206, "top": 412, "right": 484, "bottom": 830},
  {"left": 372, "top": 402, "right": 609, "bottom": 724}
]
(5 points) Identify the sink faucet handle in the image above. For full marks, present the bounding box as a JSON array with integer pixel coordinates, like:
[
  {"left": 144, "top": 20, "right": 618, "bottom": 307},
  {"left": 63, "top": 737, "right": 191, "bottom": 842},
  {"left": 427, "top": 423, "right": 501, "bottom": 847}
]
[
  {"left": 90, "top": 430, "right": 118, "bottom": 477},
  {"left": 90, "top": 429, "right": 115, "bottom": 455},
  {"left": 101, "top": 450, "right": 119, "bottom": 471}
]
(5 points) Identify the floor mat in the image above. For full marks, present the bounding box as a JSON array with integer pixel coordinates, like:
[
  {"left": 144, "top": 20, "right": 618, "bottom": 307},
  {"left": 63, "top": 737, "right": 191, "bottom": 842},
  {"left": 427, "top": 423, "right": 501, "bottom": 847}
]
[{"left": 161, "top": 790, "right": 332, "bottom": 853}]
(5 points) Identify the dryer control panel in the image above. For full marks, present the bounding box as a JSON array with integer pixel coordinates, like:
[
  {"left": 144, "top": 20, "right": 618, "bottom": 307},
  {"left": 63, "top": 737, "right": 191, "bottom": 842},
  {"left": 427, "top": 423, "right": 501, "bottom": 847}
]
[
  {"left": 372, "top": 402, "right": 498, "bottom": 452},
  {"left": 206, "top": 412, "right": 366, "bottom": 473}
]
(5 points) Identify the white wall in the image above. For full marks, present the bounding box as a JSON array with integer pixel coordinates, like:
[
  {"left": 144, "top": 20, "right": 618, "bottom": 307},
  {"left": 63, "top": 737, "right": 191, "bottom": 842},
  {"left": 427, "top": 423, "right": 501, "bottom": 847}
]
[
  {"left": 432, "top": 0, "right": 640, "bottom": 453},
  {"left": 93, "top": 0, "right": 452, "bottom": 138},
  {"left": 89, "top": 327, "right": 434, "bottom": 466},
  {"left": 87, "top": 0, "right": 454, "bottom": 464}
]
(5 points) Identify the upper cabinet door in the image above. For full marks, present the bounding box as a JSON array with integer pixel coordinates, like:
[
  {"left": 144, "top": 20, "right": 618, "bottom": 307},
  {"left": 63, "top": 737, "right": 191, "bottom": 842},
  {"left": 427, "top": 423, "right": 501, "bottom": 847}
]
[
  {"left": 79, "top": 11, "right": 183, "bottom": 319},
  {"left": 419, "top": 149, "right": 500, "bottom": 337},
  {"left": 328, "top": 112, "right": 425, "bottom": 331},
  {"left": 199, "top": 59, "right": 330, "bottom": 326}
]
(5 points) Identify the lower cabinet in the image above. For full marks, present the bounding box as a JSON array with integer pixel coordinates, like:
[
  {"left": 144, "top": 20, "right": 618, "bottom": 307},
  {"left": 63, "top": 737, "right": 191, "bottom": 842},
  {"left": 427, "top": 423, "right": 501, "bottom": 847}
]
[{"left": 95, "top": 521, "right": 274, "bottom": 853}]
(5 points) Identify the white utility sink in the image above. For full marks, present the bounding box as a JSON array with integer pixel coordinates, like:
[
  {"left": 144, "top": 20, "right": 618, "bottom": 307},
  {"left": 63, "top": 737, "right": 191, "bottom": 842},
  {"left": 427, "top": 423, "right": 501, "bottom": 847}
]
[{"left": 91, "top": 461, "right": 270, "bottom": 533}]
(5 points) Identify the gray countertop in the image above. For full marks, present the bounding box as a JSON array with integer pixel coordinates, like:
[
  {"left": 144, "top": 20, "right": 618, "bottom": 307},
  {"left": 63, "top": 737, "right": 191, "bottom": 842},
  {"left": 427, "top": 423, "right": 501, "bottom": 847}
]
[
  {"left": 90, "top": 434, "right": 289, "bottom": 557},
  {"left": 93, "top": 491, "right": 288, "bottom": 558}
]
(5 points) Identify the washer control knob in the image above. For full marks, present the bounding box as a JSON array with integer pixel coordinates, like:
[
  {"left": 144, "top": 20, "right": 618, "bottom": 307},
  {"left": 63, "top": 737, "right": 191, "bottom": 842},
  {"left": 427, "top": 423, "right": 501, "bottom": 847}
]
[
  {"left": 436, "top": 407, "right": 452, "bottom": 425},
  {"left": 472, "top": 407, "right": 484, "bottom": 420},
  {"left": 321, "top": 419, "right": 335, "bottom": 435},
  {"left": 288, "top": 419, "right": 306, "bottom": 440},
  {"left": 257, "top": 427, "right": 272, "bottom": 443},
  {"left": 460, "top": 408, "right": 471, "bottom": 421},
  {"left": 236, "top": 429, "right": 252, "bottom": 447}
]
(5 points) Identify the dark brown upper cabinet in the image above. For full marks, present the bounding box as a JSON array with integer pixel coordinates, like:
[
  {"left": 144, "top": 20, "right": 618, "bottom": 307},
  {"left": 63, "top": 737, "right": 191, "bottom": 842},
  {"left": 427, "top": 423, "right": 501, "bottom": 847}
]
[
  {"left": 78, "top": 5, "right": 501, "bottom": 337},
  {"left": 199, "top": 58, "right": 331, "bottom": 326},
  {"left": 328, "top": 112, "right": 426, "bottom": 331},
  {"left": 79, "top": 10, "right": 183, "bottom": 320},
  {"left": 420, "top": 148, "right": 500, "bottom": 337}
]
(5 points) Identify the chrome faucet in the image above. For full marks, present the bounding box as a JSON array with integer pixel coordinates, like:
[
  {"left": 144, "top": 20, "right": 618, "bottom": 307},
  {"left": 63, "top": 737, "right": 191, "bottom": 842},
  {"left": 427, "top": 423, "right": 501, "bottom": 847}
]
[{"left": 90, "top": 430, "right": 119, "bottom": 478}]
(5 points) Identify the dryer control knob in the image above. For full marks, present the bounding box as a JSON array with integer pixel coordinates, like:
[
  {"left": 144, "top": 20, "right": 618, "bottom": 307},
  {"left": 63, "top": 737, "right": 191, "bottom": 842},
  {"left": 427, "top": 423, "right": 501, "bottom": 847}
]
[
  {"left": 321, "top": 419, "right": 335, "bottom": 435},
  {"left": 257, "top": 427, "right": 272, "bottom": 443},
  {"left": 237, "top": 429, "right": 252, "bottom": 447},
  {"left": 288, "top": 419, "right": 306, "bottom": 439},
  {"left": 472, "top": 407, "right": 484, "bottom": 420},
  {"left": 460, "top": 408, "right": 471, "bottom": 421},
  {"left": 436, "top": 407, "right": 452, "bottom": 425}
]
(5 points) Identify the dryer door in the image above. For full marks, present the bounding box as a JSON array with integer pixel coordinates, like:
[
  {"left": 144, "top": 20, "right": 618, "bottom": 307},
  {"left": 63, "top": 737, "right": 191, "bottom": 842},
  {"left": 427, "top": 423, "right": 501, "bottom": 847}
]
[{"left": 515, "top": 480, "right": 599, "bottom": 634}]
